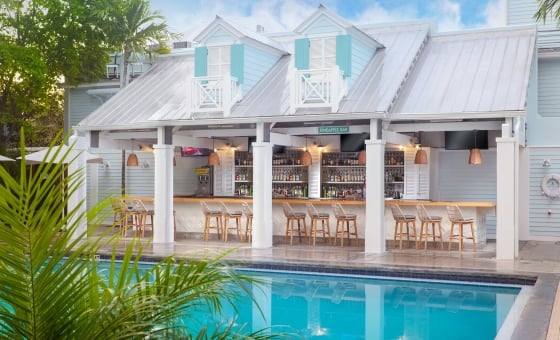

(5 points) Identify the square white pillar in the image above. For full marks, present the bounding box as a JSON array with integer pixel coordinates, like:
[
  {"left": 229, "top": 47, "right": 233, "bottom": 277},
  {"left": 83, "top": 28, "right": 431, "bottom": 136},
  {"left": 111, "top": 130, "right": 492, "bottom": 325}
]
[
  {"left": 153, "top": 144, "right": 174, "bottom": 243},
  {"left": 251, "top": 142, "right": 273, "bottom": 248},
  {"left": 365, "top": 139, "right": 386, "bottom": 253},
  {"left": 496, "top": 137, "right": 517, "bottom": 260}
]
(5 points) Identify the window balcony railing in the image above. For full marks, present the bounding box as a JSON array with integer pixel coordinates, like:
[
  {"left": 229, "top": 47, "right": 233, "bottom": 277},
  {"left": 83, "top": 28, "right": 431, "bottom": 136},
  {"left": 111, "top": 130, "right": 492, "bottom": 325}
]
[
  {"left": 191, "top": 75, "right": 241, "bottom": 117},
  {"left": 291, "top": 67, "right": 346, "bottom": 113}
]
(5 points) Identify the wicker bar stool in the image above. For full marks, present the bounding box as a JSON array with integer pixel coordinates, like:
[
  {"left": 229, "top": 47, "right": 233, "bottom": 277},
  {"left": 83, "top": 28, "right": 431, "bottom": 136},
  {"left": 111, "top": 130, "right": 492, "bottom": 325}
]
[
  {"left": 306, "top": 203, "right": 331, "bottom": 246},
  {"left": 201, "top": 201, "right": 222, "bottom": 240},
  {"left": 282, "top": 202, "right": 308, "bottom": 245},
  {"left": 332, "top": 203, "right": 358, "bottom": 247},
  {"left": 220, "top": 202, "right": 243, "bottom": 242},
  {"left": 416, "top": 204, "right": 444, "bottom": 250},
  {"left": 390, "top": 204, "right": 418, "bottom": 249},
  {"left": 446, "top": 205, "right": 476, "bottom": 251},
  {"left": 241, "top": 202, "right": 253, "bottom": 242}
]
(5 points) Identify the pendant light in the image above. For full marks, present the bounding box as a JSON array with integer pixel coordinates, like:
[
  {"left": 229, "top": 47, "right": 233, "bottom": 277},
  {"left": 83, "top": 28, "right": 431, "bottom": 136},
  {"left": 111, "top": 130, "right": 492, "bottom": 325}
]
[
  {"left": 126, "top": 139, "right": 138, "bottom": 166},
  {"left": 207, "top": 139, "right": 220, "bottom": 166},
  {"left": 468, "top": 130, "right": 483, "bottom": 165},
  {"left": 358, "top": 149, "right": 366, "bottom": 165},
  {"left": 300, "top": 137, "right": 312, "bottom": 166},
  {"left": 414, "top": 132, "right": 428, "bottom": 165}
]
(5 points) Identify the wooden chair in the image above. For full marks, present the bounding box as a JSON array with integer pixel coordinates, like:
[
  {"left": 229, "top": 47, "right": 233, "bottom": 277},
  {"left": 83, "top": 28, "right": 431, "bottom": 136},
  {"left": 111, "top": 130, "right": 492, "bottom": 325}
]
[
  {"left": 219, "top": 202, "right": 243, "bottom": 242},
  {"left": 390, "top": 204, "right": 417, "bottom": 249},
  {"left": 241, "top": 202, "right": 253, "bottom": 242},
  {"left": 132, "top": 199, "right": 151, "bottom": 238},
  {"left": 201, "top": 201, "right": 222, "bottom": 240},
  {"left": 113, "top": 199, "right": 134, "bottom": 236},
  {"left": 332, "top": 203, "right": 358, "bottom": 247},
  {"left": 282, "top": 202, "right": 307, "bottom": 245},
  {"left": 416, "top": 205, "right": 443, "bottom": 250},
  {"left": 306, "top": 203, "right": 331, "bottom": 246},
  {"left": 446, "top": 205, "right": 476, "bottom": 251}
]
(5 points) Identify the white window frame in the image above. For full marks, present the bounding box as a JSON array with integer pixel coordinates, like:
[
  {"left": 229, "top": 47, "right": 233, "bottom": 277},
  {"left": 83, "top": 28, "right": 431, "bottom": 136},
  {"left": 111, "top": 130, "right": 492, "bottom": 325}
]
[
  {"left": 208, "top": 45, "right": 230, "bottom": 77},
  {"left": 310, "top": 37, "right": 336, "bottom": 70}
]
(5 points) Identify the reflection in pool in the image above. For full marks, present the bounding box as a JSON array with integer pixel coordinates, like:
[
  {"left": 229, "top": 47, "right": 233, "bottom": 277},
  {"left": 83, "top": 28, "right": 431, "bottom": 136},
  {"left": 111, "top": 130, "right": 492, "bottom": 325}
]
[{"left": 197, "top": 270, "right": 525, "bottom": 340}]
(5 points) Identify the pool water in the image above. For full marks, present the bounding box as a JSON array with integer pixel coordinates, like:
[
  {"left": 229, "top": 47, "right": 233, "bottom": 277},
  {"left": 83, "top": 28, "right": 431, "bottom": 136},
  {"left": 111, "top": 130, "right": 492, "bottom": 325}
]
[{"left": 103, "top": 263, "right": 524, "bottom": 340}]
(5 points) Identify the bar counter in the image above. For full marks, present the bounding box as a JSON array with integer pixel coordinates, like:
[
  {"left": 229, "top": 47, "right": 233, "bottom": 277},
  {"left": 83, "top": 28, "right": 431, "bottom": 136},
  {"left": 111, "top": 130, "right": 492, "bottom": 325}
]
[{"left": 136, "top": 197, "right": 495, "bottom": 245}]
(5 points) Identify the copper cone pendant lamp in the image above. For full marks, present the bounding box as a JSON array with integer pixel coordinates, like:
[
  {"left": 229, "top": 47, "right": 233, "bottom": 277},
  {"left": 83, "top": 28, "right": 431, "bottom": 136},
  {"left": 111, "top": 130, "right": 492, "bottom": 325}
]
[
  {"left": 414, "top": 148, "right": 428, "bottom": 164},
  {"left": 358, "top": 149, "right": 366, "bottom": 165},
  {"left": 468, "top": 130, "right": 483, "bottom": 165},
  {"left": 208, "top": 139, "right": 220, "bottom": 166},
  {"left": 126, "top": 139, "right": 139, "bottom": 166},
  {"left": 300, "top": 137, "right": 312, "bottom": 166},
  {"left": 414, "top": 132, "right": 428, "bottom": 165}
]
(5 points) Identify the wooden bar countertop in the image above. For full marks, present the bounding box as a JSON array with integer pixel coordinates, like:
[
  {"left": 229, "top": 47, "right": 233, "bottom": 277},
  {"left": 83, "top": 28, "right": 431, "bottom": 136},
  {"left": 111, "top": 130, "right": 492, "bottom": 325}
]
[{"left": 136, "top": 196, "right": 495, "bottom": 208}]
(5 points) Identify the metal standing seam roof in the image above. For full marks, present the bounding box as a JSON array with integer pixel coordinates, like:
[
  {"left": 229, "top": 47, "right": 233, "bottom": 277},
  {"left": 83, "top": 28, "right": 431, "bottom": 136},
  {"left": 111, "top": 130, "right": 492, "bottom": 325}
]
[
  {"left": 390, "top": 25, "right": 537, "bottom": 117},
  {"left": 77, "top": 54, "right": 193, "bottom": 130},
  {"left": 76, "top": 24, "right": 536, "bottom": 132}
]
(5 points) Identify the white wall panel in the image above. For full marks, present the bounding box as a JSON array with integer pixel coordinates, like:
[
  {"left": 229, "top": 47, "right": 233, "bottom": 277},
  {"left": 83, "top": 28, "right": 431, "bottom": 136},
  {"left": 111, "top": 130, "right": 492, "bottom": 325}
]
[
  {"left": 438, "top": 150, "right": 497, "bottom": 238},
  {"left": 528, "top": 148, "right": 560, "bottom": 237}
]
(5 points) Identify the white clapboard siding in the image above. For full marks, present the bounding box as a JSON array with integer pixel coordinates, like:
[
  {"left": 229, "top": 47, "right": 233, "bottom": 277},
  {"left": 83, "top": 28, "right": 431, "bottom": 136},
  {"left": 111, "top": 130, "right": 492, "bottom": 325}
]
[
  {"left": 528, "top": 148, "right": 560, "bottom": 237},
  {"left": 404, "top": 148, "right": 430, "bottom": 200},
  {"left": 438, "top": 150, "right": 497, "bottom": 238}
]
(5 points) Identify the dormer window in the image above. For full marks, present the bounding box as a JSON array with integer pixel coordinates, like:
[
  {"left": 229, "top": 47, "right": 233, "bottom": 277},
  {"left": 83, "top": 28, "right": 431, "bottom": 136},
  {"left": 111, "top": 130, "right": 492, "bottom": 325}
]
[
  {"left": 310, "top": 37, "right": 336, "bottom": 70},
  {"left": 208, "top": 46, "right": 230, "bottom": 77}
]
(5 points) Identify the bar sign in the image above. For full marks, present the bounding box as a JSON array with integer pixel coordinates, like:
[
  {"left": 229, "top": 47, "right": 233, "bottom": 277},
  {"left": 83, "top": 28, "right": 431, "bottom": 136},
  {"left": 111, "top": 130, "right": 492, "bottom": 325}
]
[{"left": 318, "top": 126, "right": 349, "bottom": 134}]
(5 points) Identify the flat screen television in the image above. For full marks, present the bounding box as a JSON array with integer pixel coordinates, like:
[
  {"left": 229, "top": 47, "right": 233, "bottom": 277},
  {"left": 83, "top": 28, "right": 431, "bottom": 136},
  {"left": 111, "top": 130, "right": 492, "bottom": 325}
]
[
  {"left": 444, "top": 130, "right": 488, "bottom": 150},
  {"left": 181, "top": 147, "right": 211, "bottom": 157},
  {"left": 340, "top": 133, "right": 370, "bottom": 152}
]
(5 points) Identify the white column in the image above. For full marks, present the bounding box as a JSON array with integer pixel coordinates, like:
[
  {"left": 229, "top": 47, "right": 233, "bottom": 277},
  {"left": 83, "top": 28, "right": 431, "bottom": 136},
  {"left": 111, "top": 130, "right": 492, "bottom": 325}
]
[
  {"left": 251, "top": 142, "right": 273, "bottom": 248},
  {"left": 365, "top": 139, "right": 386, "bottom": 253},
  {"left": 68, "top": 134, "right": 88, "bottom": 239},
  {"left": 153, "top": 144, "right": 174, "bottom": 243},
  {"left": 496, "top": 124, "right": 518, "bottom": 259}
]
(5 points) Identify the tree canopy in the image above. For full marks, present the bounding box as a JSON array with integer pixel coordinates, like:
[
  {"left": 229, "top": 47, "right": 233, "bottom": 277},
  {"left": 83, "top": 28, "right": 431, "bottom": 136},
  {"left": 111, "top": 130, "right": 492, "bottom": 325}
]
[{"left": 0, "top": 0, "right": 176, "bottom": 151}]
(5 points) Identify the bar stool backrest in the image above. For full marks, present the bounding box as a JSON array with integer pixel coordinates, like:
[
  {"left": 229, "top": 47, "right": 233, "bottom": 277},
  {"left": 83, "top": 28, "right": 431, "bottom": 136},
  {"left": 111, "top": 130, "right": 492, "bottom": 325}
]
[
  {"left": 282, "top": 202, "right": 295, "bottom": 218},
  {"left": 416, "top": 204, "right": 430, "bottom": 220},
  {"left": 241, "top": 202, "right": 253, "bottom": 216},
  {"left": 133, "top": 199, "right": 147, "bottom": 213},
  {"left": 306, "top": 203, "right": 319, "bottom": 217},
  {"left": 446, "top": 205, "right": 465, "bottom": 222},
  {"left": 332, "top": 203, "right": 346, "bottom": 218},
  {"left": 219, "top": 202, "right": 232, "bottom": 215},
  {"left": 200, "top": 201, "right": 212, "bottom": 215},
  {"left": 390, "top": 204, "right": 406, "bottom": 220}
]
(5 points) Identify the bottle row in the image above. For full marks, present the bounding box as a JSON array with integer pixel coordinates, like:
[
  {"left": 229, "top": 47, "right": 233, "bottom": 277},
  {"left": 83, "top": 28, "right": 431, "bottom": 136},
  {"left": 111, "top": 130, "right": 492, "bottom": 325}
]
[
  {"left": 322, "top": 184, "right": 364, "bottom": 199},
  {"left": 322, "top": 167, "right": 365, "bottom": 183},
  {"left": 272, "top": 184, "right": 308, "bottom": 198},
  {"left": 385, "top": 151, "right": 404, "bottom": 165},
  {"left": 272, "top": 167, "right": 307, "bottom": 182},
  {"left": 321, "top": 152, "right": 363, "bottom": 166},
  {"left": 385, "top": 167, "right": 404, "bottom": 182},
  {"left": 235, "top": 183, "right": 253, "bottom": 197}
]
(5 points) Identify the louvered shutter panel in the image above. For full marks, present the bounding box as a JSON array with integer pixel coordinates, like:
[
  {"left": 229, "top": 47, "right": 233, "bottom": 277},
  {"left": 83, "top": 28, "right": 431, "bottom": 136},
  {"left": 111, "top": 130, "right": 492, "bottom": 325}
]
[
  {"left": 230, "top": 44, "right": 244, "bottom": 84},
  {"left": 336, "top": 35, "right": 352, "bottom": 77},
  {"left": 295, "top": 38, "right": 310, "bottom": 70},
  {"left": 194, "top": 46, "right": 207, "bottom": 77}
]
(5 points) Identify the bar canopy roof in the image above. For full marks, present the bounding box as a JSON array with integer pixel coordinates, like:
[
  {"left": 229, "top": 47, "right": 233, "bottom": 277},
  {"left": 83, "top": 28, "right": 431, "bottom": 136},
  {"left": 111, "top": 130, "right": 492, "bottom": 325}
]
[{"left": 75, "top": 19, "right": 536, "bottom": 134}]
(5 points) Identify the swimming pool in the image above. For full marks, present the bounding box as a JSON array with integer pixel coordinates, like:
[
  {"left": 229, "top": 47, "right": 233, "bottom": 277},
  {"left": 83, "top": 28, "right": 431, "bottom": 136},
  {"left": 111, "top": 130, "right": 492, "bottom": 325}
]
[{"left": 105, "top": 261, "right": 528, "bottom": 340}]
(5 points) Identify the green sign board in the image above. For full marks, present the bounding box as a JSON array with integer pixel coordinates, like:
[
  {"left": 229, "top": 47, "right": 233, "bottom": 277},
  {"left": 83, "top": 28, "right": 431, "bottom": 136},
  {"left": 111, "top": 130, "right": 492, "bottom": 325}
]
[{"left": 317, "top": 126, "right": 350, "bottom": 134}]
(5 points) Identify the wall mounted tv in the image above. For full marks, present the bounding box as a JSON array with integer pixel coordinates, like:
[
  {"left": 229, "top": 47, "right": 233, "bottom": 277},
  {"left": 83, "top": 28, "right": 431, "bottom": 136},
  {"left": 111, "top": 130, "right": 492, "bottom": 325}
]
[
  {"left": 444, "top": 130, "right": 488, "bottom": 150},
  {"left": 340, "top": 133, "right": 370, "bottom": 152}
]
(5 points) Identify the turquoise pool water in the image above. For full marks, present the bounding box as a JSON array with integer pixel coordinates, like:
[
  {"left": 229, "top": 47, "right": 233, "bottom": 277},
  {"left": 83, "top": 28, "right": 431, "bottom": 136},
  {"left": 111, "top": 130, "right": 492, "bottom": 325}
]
[{"left": 102, "top": 262, "right": 524, "bottom": 340}]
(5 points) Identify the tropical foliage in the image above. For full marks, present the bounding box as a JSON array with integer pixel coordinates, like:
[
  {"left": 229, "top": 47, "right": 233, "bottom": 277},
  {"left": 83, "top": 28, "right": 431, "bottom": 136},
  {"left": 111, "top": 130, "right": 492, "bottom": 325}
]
[
  {"left": 99, "top": 0, "right": 177, "bottom": 88},
  {"left": 0, "top": 132, "right": 284, "bottom": 339},
  {"left": 535, "top": 0, "right": 560, "bottom": 23}
]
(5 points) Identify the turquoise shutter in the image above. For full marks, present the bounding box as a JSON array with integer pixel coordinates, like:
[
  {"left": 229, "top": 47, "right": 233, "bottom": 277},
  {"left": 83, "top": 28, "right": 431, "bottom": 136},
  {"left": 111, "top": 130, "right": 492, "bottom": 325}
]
[
  {"left": 294, "top": 38, "right": 310, "bottom": 70},
  {"left": 336, "top": 35, "right": 352, "bottom": 77},
  {"left": 230, "top": 44, "right": 244, "bottom": 84},
  {"left": 194, "top": 46, "right": 207, "bottom": 77}
]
